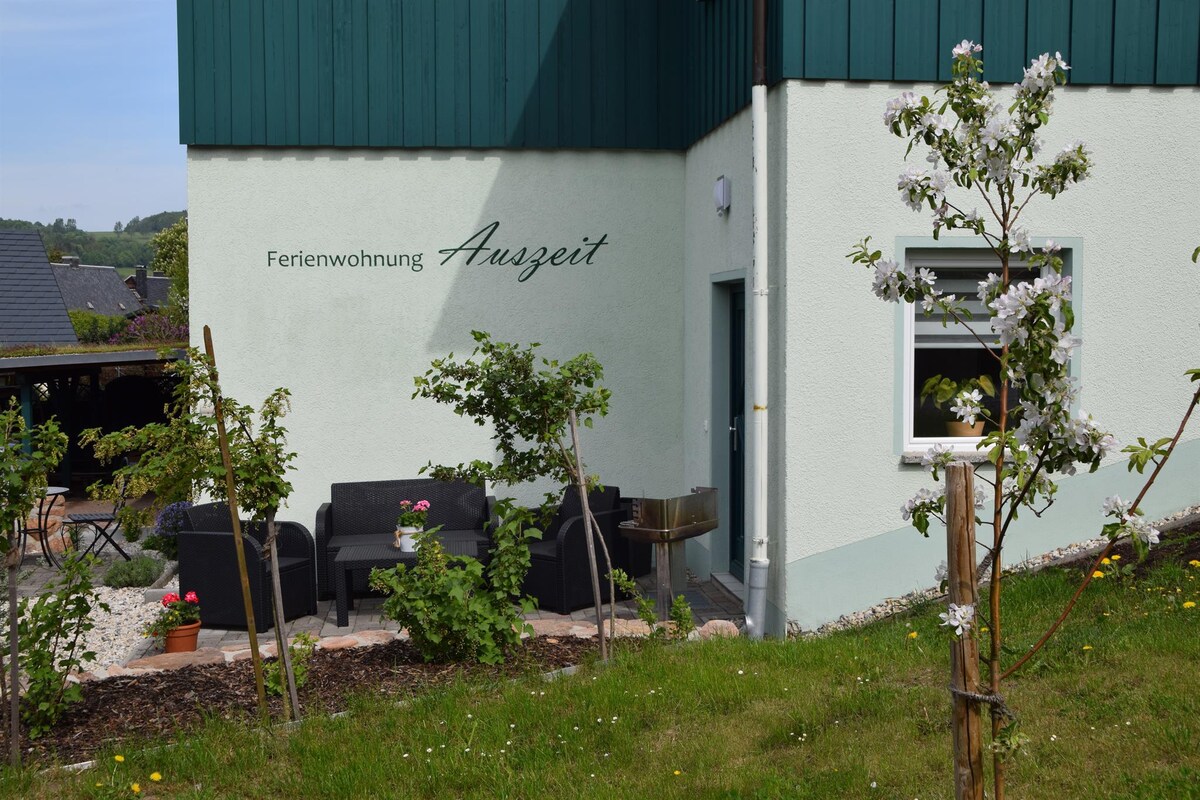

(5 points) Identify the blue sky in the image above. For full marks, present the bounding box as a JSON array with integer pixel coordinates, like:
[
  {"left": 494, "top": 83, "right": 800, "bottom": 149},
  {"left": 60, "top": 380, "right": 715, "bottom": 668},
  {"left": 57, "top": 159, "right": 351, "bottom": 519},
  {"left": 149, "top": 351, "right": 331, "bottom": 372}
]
[{"left": 0, "top": 0, "right": 185, "bottom": 231}]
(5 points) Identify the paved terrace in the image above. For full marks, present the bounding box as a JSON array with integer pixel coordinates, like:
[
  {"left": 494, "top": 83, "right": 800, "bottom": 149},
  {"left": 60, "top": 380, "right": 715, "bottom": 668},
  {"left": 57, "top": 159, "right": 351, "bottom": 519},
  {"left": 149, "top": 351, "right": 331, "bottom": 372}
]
[{"left": 16, "top": 496, "right": 744, "bottom": 672}]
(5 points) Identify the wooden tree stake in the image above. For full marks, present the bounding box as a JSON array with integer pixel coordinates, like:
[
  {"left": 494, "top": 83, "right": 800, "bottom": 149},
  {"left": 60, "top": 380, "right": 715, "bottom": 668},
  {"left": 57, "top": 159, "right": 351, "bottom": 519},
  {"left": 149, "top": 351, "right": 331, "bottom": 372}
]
[
  {"left": 946, "top": 462, "right": 983, "bottom": 800},
  {"left": 204, "top": 327, "right": 269, "bottom": 721}
]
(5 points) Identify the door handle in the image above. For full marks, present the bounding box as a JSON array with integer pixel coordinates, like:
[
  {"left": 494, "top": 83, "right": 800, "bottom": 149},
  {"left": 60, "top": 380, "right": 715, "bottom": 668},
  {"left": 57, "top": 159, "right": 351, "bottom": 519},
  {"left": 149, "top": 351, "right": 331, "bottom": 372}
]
[{"left": 730, "top": 418, "right": 740, "bottom": 452}]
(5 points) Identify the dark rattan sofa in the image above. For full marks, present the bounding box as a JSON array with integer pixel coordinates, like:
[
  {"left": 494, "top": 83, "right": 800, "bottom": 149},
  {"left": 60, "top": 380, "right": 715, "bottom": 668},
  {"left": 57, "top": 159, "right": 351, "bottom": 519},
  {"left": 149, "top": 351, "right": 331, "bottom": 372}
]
[
  {"left": 314, "top": 478, "right": 494, "bottom": 599},
  {"left": 178, "top": 502, "right": 318, "bottom": 630}
]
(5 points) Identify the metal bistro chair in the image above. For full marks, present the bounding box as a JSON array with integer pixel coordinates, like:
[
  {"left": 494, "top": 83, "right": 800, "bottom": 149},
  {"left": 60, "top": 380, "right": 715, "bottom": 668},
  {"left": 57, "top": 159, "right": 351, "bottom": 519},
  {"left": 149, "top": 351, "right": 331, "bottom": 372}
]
[{"left": 17, "top": 487, "right": 69, "bottom": 568}]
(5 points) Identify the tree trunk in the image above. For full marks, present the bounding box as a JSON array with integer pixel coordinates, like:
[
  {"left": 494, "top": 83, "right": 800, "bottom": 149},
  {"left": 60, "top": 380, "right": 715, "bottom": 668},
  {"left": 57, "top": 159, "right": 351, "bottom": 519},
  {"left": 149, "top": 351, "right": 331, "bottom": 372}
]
[
  {"left": 7, "top": 531, "right": 20, "bottom": 768},
  {"left": 265, "top": 510, "right": 300, "bottom": 720},
  {"left": 568, "top": 411, "right": 607, "bottom": 661},
  {"left": 204, "top": 327, "right": 269, "bottom": 721},
  {"left": 946, "top": 463, "right": 983, "bottom": 800}
]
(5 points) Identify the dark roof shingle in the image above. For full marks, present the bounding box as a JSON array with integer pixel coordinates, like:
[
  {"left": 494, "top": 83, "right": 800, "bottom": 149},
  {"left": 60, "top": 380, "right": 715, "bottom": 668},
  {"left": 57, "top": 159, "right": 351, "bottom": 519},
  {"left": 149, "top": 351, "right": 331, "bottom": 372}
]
[
  {"left": 0, "top": 230, "right": 78, "bottom": 346},
  {"left": 52, "top": 263, "right": 142, "bottom": 317}
]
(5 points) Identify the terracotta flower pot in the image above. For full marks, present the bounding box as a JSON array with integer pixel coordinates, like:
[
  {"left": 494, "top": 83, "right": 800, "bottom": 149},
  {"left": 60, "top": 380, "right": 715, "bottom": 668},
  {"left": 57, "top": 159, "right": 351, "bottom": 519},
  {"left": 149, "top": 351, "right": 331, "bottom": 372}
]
[
  {"left": 164, "top": 621, "right": 201, "bottom": 653},
  {"left": 945, "top": 420, "right": 984, "bottom": 437}
]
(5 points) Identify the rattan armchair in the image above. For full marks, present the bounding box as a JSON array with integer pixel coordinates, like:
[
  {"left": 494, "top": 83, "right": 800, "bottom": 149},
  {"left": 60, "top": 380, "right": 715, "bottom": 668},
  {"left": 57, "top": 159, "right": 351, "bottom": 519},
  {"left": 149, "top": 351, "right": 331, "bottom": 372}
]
[{"left": 179, "top": 502, "right": 317, "bottom": 630}]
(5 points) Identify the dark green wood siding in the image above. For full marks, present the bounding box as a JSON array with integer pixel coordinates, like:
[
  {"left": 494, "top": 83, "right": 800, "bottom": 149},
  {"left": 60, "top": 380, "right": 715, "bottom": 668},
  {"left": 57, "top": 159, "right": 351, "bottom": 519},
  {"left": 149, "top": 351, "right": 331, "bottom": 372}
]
[{"left": 179, "top": 0, "right": 1200, "bottom": 150}]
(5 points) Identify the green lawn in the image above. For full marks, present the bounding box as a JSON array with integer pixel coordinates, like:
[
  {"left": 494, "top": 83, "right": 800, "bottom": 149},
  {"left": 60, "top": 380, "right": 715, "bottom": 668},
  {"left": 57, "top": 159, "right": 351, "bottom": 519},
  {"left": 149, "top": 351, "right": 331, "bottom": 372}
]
[{"left": 6, "top": 561, "right": 1199, "bottom": 799}]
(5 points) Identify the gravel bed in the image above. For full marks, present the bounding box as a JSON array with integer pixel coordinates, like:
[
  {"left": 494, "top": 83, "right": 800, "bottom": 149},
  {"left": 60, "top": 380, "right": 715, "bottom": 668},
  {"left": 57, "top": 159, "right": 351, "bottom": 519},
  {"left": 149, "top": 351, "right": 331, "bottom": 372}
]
[{"left": 797, "top": 502, "right": 1200, "bottom": 638}]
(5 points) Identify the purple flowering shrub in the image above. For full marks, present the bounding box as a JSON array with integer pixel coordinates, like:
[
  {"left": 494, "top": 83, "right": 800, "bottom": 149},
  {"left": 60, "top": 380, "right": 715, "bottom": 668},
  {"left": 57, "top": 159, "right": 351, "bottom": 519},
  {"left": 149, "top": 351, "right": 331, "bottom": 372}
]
[{"left": 109, "top": 312, "right": 188, "bottom": 345}]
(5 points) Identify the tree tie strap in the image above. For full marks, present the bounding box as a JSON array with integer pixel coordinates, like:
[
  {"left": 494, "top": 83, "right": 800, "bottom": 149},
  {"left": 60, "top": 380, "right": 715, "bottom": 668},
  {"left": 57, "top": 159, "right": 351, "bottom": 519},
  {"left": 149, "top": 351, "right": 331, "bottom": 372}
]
[{"left": 949, "top": 685, "right": 1015, "bottom": 722}]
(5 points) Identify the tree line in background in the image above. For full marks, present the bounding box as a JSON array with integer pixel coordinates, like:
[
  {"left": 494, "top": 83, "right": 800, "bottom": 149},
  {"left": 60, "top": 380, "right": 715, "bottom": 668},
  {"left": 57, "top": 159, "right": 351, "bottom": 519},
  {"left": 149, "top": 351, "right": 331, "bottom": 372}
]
[{"left": 0, "top": 210, "right": 186, "bottom": 269}]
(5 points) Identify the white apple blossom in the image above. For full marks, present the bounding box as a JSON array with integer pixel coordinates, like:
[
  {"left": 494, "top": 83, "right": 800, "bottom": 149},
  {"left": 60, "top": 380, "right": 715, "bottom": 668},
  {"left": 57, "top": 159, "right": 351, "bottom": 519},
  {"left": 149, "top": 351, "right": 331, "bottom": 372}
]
[
  {"left": 939, "top": 603, "right": 975, "bottom": 636},
  {"left": 1101, "top": 495, "right": 1133, "bottom": 518},
  {"left": 952, "top": 39, "right": 983, "bottom": 58},
  {"left": 950, "top": 389, "right": 984, "bottom": 426}
]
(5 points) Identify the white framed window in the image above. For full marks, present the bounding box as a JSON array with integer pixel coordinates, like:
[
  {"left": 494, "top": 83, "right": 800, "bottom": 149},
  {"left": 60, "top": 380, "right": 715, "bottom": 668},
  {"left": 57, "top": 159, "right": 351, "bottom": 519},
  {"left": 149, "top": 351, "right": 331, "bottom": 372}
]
[{"left": 901, "top": 248, "right": 1069, "bottom": 453}]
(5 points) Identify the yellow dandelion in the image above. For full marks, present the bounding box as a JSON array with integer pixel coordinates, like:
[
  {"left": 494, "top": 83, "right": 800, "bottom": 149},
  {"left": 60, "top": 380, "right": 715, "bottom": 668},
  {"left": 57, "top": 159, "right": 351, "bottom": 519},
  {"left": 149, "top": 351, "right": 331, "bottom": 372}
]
[
  {"left": 1101, "top": 557, "right": 1111, "bottom": 565},
  {"left": 1184, "top": 601, "right": 1196, "bottom": 609},
  {"left": 980, "top": 626, "right": 989, "bottom": 633},
  {"left": 114, "top": 755, "right": 125, "bottom": 763},
  {"left": 674, "top": 770, "right": 682, "bottom": 776},
  {"left": 1082, "top": 645, "right": 1093, "bottom": 651},
  {"left": 907, "top": 631, "right": 918, "bottom": 639},
  {"left": 150, "top": 772, "right": 162, "bottom": 782},
  {"left": 1189, "top": 559, "right": 1200, "bottom": 568},
  {"left": 1110, "top": 554, "right": 1121, "bottom": 561},
  {"left": 1092, "top": 571, "right": 1105, "bottom": 579},
  {"left": 131, "top": 783, "right": 141, "bottom": 794}
]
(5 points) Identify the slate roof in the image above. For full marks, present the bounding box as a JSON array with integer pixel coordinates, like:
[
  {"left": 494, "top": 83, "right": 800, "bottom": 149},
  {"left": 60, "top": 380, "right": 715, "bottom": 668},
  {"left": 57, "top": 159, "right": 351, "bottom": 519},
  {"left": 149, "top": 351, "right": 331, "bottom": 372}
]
[
  {"left": 144, "top": 275, "right": 171, "bottom": 308},
  {"left": 0, "top": 230, "right": 78, "bottom": 346},
  {"left": 52, "top": 263, "right": 142, "bottom": 317}
]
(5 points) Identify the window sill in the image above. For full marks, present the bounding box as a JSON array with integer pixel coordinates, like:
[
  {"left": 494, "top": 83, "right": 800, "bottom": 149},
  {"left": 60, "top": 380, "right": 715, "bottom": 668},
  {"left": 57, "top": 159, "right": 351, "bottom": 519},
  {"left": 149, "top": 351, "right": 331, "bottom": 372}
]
[{"left": 900, "top": 450, "right": 990, "bottom": 465}]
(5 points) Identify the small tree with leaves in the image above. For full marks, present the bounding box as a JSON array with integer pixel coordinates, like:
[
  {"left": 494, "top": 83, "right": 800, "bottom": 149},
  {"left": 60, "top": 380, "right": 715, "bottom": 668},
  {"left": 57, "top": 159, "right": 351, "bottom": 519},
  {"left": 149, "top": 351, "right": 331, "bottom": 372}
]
[
  {"left": 413, "top": 330, "right": 616, "bottom": 658},
  {"left": 0, "top": 399, "right": 68, "bottom": 766},
  {"left": 83, "top": 346, "right": 301, "bottom": 720}
]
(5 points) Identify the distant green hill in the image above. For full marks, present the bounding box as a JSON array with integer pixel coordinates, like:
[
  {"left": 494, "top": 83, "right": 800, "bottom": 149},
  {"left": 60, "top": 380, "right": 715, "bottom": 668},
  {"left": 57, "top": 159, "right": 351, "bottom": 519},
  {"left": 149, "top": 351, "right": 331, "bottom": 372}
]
[{"left": 0, "top": 211, "right": 185, "bottom": 268}]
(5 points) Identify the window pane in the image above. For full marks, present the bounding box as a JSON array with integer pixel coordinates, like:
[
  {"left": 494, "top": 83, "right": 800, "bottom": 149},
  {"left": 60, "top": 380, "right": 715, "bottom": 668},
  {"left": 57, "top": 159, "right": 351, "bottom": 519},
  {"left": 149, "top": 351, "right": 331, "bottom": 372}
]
[{"left": 913, "top": 347, "right": 1001, "bottom": 438}]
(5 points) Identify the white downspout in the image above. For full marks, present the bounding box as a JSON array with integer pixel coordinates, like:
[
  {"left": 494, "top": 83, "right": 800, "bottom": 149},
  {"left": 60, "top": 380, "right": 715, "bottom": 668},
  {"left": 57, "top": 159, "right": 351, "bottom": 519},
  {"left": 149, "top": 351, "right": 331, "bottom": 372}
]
[{"left": 745, "top": 0, "right": 770, "bottom": 640}]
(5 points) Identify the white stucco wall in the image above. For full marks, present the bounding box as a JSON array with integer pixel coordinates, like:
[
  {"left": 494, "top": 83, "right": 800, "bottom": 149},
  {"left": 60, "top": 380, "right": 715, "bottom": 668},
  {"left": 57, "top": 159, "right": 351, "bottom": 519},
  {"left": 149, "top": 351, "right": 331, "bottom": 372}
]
[
  {"left": 780, "top": 81, "right": 1200, "bottom": 627},
  {"left": 188, "top": 149, "right": 686, "bottom": 525}
]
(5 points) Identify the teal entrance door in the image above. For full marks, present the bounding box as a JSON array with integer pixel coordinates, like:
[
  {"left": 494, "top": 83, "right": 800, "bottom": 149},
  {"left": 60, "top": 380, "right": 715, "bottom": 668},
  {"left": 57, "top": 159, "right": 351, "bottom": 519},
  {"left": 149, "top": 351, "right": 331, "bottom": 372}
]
[{"left": 729, "top": 286, "right": 746, "bottom": 582}]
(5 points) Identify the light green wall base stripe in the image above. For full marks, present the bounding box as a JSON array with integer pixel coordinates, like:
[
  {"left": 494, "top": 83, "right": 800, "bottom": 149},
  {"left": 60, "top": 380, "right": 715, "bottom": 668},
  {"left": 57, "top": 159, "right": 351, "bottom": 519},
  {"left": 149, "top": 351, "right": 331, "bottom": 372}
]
[{"left": 784, "top": 436, "right": 1200, "bottom": 631}]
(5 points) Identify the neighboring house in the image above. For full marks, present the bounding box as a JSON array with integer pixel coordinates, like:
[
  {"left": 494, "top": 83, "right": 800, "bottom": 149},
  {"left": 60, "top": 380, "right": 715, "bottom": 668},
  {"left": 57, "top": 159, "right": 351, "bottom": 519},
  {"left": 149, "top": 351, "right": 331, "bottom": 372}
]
[
  {"left": 0, "top": 230, "right": 78, "bottom": 347},
  {"left": 123, "top": 268, "right": 172, "bottom": 309},
  {"left": 52, "top": 259, "right": 142, "bottom": 317},
  {"left": 180, "top": 1, "right": 1200, "bottom": 633}
]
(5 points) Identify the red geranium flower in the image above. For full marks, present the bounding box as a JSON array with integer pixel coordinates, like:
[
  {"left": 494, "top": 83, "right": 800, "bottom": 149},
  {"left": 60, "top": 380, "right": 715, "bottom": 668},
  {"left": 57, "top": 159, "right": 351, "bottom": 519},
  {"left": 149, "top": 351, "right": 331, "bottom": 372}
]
[
  {"left": 184, "top": 591, "right": 199, "bottom": 604},
  {"left": 161, "top": 592, "right": 180, "bottom": 607}
]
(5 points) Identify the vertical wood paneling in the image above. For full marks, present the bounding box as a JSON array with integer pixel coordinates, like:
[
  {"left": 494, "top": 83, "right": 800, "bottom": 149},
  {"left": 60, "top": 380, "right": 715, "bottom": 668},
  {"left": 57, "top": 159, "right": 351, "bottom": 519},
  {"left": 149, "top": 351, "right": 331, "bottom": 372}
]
[
  {"left": 1026, "top": 0, "right": 1071, "bottom": 71},
  {"left": 350, "top": 0, "right": 369, "bottom": 144},
  {"left": 211, "top": 0, "right": 232, "bottom": 143},
  {"left": 263, "top": 0, "right": 287, "bottom": 145},
  {"left": 805, "top": 0, "right": 849, "bottom": 78},
  {"left": 469, "top": 0, "right": 505, "bottom": 147},
  {"left": 938, "top": 0, "right": 981, "bottom": 81},
  {"left": 297, "top": 0, "right": 321, "bottom": 145},
  {"left": 177, "top": 0, "right": 195, "bottom": 143},
  {"left": 657, "top": 0, "right": 684, "bottom": 149},
  {"left": 535, "top": 0, "right": 566, "bottom": 147},
  {"left": 402, "top": 0, "right": 435, "bottom": 146},
  {"left": 249, "top": 0, "right": 266, "bottom": 143},
  {"left": 367, "top": 1, "right": 391, "bottom": 146},
  {"left": 1113, "top": 0, "right": 1158, "bottom": 83},
  {"left": 282, "top": 0, "right": 300, "bottom": 142},
  {"left": 229, "top": 0, "right": 253, "bottom": 142},
  {"left": 313, "top": 0, "right": 333, "bottom": 144},
  {"left": 192, "top": 0, "right": 215, "bottom": 143},
  {"left": 1071, "top": 0, "right": 1114, "bottom": 84},
  {"left": 1156, "top": 0, "right": 1200, "bottom": 84},
  {"left": 180, "top": 0, "right": 1199, "bottom": 148},
  {"left": 779, "top": 0, "right": 805, "bottom": 78},
  {"left": 387, "top": 0, "right": 404, "bottom": 144},
  {"left": 504, "top": 0, "right": 537, "bottom": 146},
  {"left": 592, "top": 0, "right": 626, "bottom": 148},
  {"left": 849, "top": 0, "right": 895, "bottom": 80},
  {"left": 893, "top": 0, "right": 938, "bottom": 80},
  {"left": 984, "top": 0, "right": 1028, "bottom": 85},
  {"left": 331, "top": 0, "right": 353, "bottom": 145},
  {"left": 560, "top": 0, "right": 591, "bottom": 147},
  {"left": 624, "top": 0, "right": 657, "bottom": 146}
]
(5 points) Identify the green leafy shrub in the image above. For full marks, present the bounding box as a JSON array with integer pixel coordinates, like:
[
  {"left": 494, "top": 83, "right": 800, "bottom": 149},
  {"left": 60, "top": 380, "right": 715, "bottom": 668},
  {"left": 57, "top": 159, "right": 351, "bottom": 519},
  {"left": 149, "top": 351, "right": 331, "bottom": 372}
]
[
  {"left": 609, "top": 568, "right": 695, "bottom": 641},
  {"left": 103, "top": 555, "right": 164, "bottom": 588},
  {"left": 370, "top": 500, "right": 540, "bottom": 664},
  {"left": 18, "top": 552, "right": 108, "bottom": 738},
  {"left": 265, "top": 632, "right": 318, "bottom": 697},
  {"left": 68, "top": 309, "right": 127, "bottom": 344}
]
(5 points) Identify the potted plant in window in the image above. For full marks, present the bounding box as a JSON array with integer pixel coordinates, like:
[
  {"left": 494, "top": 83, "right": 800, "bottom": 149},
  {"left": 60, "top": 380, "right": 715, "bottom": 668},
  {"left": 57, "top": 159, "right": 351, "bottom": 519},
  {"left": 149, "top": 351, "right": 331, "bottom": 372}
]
[
  {"left": 144, "top": 590, "right": 202, "bottom": 653},
  {"left": 920, "top": 374, "right": 996, "bottom": 436},
  {"left": 394, "top": 499, "right": 430, "bottom": 552}
]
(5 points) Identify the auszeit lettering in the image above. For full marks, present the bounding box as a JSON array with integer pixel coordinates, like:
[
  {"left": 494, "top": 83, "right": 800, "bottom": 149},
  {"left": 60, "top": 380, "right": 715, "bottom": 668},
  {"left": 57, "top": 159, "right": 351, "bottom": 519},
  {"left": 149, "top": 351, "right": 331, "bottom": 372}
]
[
  {"left": 437, "top": 221, "right": 609, "bottom": 282},
  {"left": 266, "top": 221, "right": 610, "bottom": 282}
]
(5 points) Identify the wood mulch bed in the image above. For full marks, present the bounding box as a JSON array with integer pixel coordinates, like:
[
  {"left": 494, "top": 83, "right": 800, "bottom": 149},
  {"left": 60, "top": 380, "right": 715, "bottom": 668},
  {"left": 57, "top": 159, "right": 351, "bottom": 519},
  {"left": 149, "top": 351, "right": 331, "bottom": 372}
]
[{"left": 10, "top": 636, "right": 600, "bottom": 767}]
